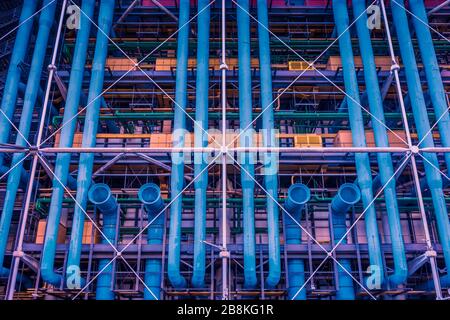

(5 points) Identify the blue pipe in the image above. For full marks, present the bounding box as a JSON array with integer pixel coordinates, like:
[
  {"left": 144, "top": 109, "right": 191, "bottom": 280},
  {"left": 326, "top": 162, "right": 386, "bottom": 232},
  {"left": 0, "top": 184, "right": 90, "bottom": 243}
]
[
  {"left": 0, "top": 0, "right": 37, "bottom": 168},
  {"left": 284, "top": 184, "right": 310, "bottom": 299},
  {"left": 41, "top": 0, "right": 96, "bottom": 286},
  {"left": 167, "top": 0, "right": 189, "bottom": 289},
  {"left": 0, "top": 0, "right": 56, "bottom": 277},
  {"left": 410, "top": 0, "right": 450, "bottom": 172},
  {"left": 0, "top": 267, "right": 33, "bottom": 289},
  {"left": 138, "top": 183, "right": 165, "bottom": 300},
  {"left": 65, "top": 0, "right": 116, "bottom": 283},
  {"left": 353, "top": 0, "right": 407, "bottom": 287},
  {"left": 257, "top": 0, "right": 281, "bottom": 289},
  {"left": 191, "top": 0, "right": 211, "bottom": 289},
  {"left": 88, "top": 184, "right": 118, "bottom": 300},
  {"left": 237, "top": 0, "right": 257, "bottom": 289},
  {"left": 332, "top": 0, "right": 385, "bottom": 287},
  {"left": 391, "top": 0, "right": 450, "bottom": 286},
  {"left": 331, "top": 183, "right": 361, "bottom": 300}
]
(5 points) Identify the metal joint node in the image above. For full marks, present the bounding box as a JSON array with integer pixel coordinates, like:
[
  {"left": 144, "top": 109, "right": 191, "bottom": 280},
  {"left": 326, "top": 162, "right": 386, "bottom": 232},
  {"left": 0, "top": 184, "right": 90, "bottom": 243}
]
[
  {"left": 219, "top": 63, "right": 229, "bottom": 70},
  {"left": 410, "top": 145, "right": 420, "bottom": 154},
  {"left": 47, "top": 64, "right": 57, "bottom": 72},
  {"left": 390, "top": 63, "right": 400, "bottom": 72},
  {"left": 13, "top": 250, "right": 24, "bottom": 258},
  {"left": 28, "top": 146, "right": 39, "bottom": 155},
  {"left": 425, "top": 250, "right": 437, "bottom": 258},
  {"left": 219, "top": 250, "right": 230, "bottom": 259}
]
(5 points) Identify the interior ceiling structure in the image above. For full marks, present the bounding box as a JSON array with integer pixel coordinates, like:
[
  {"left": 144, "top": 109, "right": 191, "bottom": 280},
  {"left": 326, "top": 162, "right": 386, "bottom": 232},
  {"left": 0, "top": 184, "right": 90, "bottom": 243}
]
[{"left": 0, "top": 0, "right": 449, "bottom": 300}]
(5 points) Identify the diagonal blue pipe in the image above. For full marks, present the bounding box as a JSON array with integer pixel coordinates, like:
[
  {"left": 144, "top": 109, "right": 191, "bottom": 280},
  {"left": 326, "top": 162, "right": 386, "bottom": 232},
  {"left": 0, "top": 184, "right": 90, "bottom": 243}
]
[
  {"left": 332, "top": 0, "right": 385, "bottom": 287},
  {"left": 410, "top": 0, "right": 450, "bottom": 172},
  {"left": 257, "top": 0, "right": 281, "bottom": 289},
  {"left": 65, "top": 0, "right": 116, "bottom": 283},
  {"left": 331, "top": 183, "right": 361, "bottom": 300},
  {"left": 167, "top": 0, "right": 190, "bottom": 289},
  {"left": 41, "top": 0, "right": 96, "bottom": 286},
  {"left": 138, "top": 183, "right": 165, "bottom": 300},
  {"left": 391, "top": 0, "right": 450, "bottom": 286},
  {"left": 352, "top": 0, "right": 407, "bottom": 287},
  {"left": 0, "top": 0, "right": 56, "bottom": 276},
  {"left": 88, "top": 183, "right": 118, "bottom": 300},
  {"left": 236, "top": 0, "right": 257, "bottom": 289},
  {"left": 284, "top": 184, "right": 310, "bottom": 300},
  {"left": 0, "top": 0, "right": 37, "bottom": 168},
  {"left": 191, "top": 0, "right": 211, "bottom": 289}
]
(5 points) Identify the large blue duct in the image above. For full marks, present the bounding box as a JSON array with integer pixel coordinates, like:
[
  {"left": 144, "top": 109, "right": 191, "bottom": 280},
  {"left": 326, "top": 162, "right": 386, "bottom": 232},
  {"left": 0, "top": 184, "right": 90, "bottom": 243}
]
[
  {"left": 88, "top": 183, "right": 118, "bottom": 300},
  {"left": 0, "top": 0, "right": 37, "bottom": 168},
  {"left": 352, "top": 0, "right": 407, "bottom": 287},
  {"left": 410, "top": 0, "right": 450, "bottom": 172},
  {"left": 167, "top": 0, "right": 190, "bottom": 289},
  {"left": 41, "top": 0, "right": 96, "bottom": 286},
  {"left": 257, "top": 0, "right": 281, "bottom": 289},
  {"left": 331, "top": 183, "right": 361, "bottom": 300},
  {"left": 284, "top": 183, "right": 310, "bottom": 299},
  {"left": 332, "top": 0, "right": 385, "bottom": 287},
  {"left": 65, "top": 0, "right": 116, "bottom": 282},
  {"left": 0, "top": 0, "right": 57, "bottom": 277},
  {"left": 391, "top": 0, "right": 450, "bottom": 286},
  {"left": 236, "top": 0, "right": 257, "bottom": 289},
  {"left": 138, "top": 183, "right": 165, "bottom": 300},
  {"left": 191, "top": 0, "right": 211, "bottom": 289}
]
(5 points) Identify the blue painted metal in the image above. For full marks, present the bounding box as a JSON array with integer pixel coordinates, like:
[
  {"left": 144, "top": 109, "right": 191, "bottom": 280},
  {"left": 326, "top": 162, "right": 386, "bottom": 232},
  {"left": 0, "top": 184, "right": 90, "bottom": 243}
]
[
  {"left": 167, "top": 0, "right": 190, "bottom": 289},
  {"left": 353, "top": 0, "right": 407, "bottom": 287},
  {"left": 88, "top": 183, "right": 118, "bottom": 300},
  {"left": 191, "top": 0, "right": 211, "bottom": 289},
  {"left": 257, "top": 0, "right": 281, "bottom": 289},
  {"left": 410, "top": 0, "right": 450, "bottom": 172},
  {"left": 65, "top": 0, "right": 116, "bottom": 282},
  {"left": 0, "top": 0, "right": 56, "bottom": 279},
  {"left": 237, "top": 0, "right": 257, "bottom": 289},
  {"left": 332, "top": 0, "right": 385, "bottom": 287},
  {"left": 284, "top": 184, "right": 310, "bottom": 299},
  {"left": 41, "top": 0, "right": 96, "bottom": 286},
  {"left": 391, "top": 0, "right": 450, "bottom": 286},
  {"left": 138, "top": 183, "right": 165, "bottom": 300},
  {"left": 331, "top": 183, "right": 361, "bottom": 300},
  {"left": 0, "top": 0, "right": 36, "bottom": 168}
]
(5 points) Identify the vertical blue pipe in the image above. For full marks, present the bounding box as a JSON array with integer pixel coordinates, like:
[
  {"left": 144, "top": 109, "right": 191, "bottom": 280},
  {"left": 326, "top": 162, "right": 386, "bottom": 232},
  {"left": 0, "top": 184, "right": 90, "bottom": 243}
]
[
  {"left": 257, "top": 0, "right": 281, "bottom": 288},
  {"left": 0, "top": 0, "right": 56, "bottom": 275},
  {"left": 41, "top": 0, "right": 96, "bottom": 286},
  {"left": 88, "top": 184, "right": 118, "bottom": 300},
  {"left": 391, "top": 0, "right": 450, "bottom": 284},
  {"left": 331, "top": 183, "right": 361, "bottom": 300},
  {"left": 284, "top": 184, "right": 310, "bottom": 300},
  {"left": 352, "top": 0, "right": 407, "bottom": 287},
  {"left": 138, "top": 183, "right": 165, "bottom": 300},
  {"left": 237, "top": 0, "right": 257, "bottom": 289},
  {"left": 332, "top": 0, "right": 385, "bottom": 287},
  {"left": 65, "top": 0, "right": 115, "bottom": 282},
  {"left": 0, "top": 0, "right": 37, "bottom": 168},
  {"left": 167, "top": 0, "right": 189, "bottom": 289},
  {"left": 410, "top": 0, "right": 450, "bottom": 172},
  {"left": 191, "top": 0, "right": 211, "bottom": 289}
]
